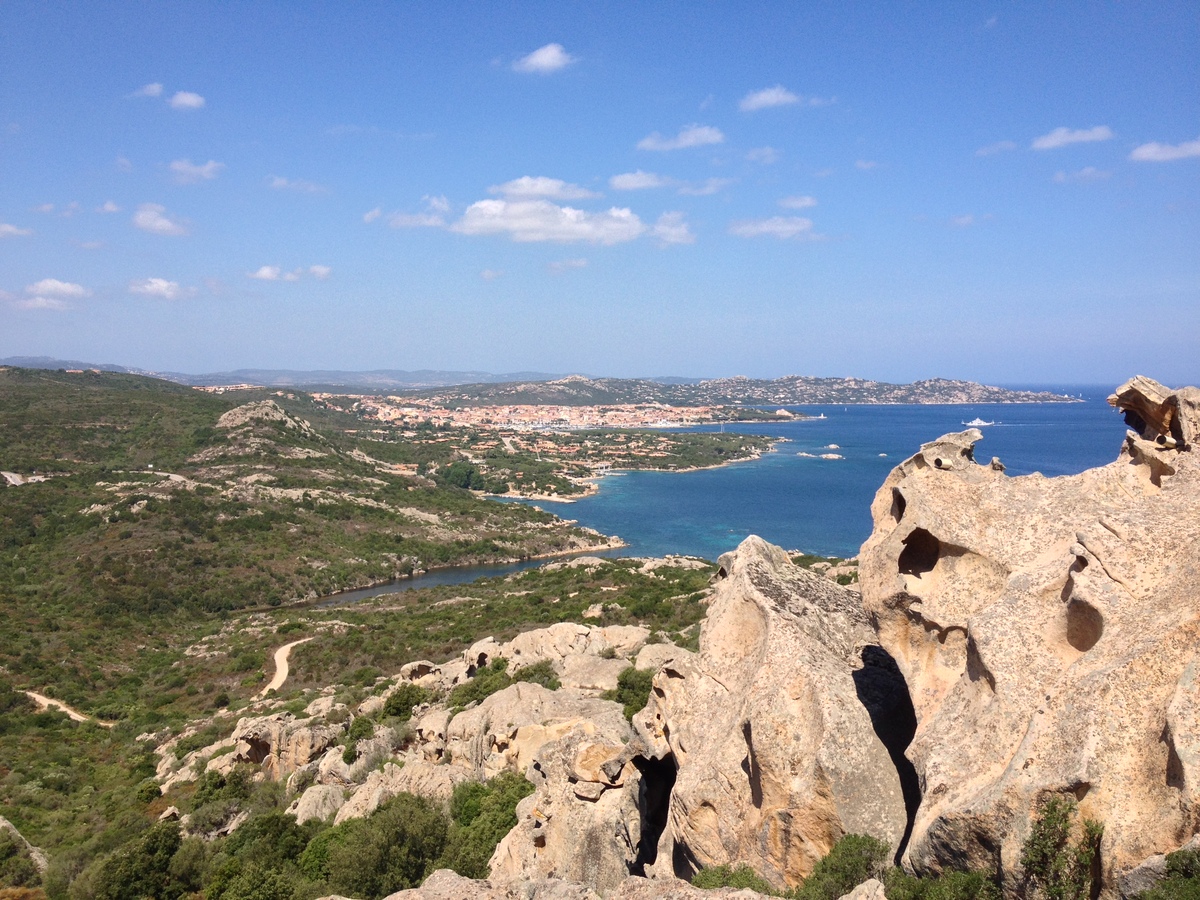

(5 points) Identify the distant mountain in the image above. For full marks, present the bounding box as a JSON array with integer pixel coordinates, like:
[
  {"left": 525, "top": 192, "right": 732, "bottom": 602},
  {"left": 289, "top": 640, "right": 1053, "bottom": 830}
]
[
  {"left": 0, "top": 359, "right": 1079, "bottom": 403},
  {"left": 0, "top": 358, "right": 567, "bottom": 390},
  {"left": 401, "top": 375, "right": 1081, "bottom": 406}
]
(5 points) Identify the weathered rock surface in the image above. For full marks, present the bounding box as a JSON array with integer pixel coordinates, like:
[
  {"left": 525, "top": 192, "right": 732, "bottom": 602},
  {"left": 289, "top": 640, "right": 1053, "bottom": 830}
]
[
  {"left": 858, "top": 376, "right": 1200, "bottom": 893},
  {"left": 632, "top": 535, "right": 910, "bottom": 890},
  {"left": 287, "top": 783, "right": 345, "bottom": 824},
  {"left": 334, "top": 761, "right": 470, "bottom": 824},
  {"left": 445, "top": 682, "right": 632, "bottom": 780},
  {"left": 382, "top": 868, "right": 774, "bottom": 899},
  {"left": 490, "top": 725, "right": 642, "bottom": 892},
  {"left": 207, "top": 712, "right": 345, "bottom": 781}
]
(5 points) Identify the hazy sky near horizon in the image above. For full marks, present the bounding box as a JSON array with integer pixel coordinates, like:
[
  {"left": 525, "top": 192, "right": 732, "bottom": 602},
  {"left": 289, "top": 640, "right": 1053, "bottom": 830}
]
[{"left": 1, "top": 2, "right": 1197, "bottom": 384}]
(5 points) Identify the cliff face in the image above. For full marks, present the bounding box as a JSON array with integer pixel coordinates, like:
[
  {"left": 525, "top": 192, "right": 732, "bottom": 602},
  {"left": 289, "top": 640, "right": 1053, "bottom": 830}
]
[
  {"left": 858, "top": 376, "right": 1200, "bottom": 892},
  {"left": 631, "top": 536, "right": 911, "bottom": 890}
]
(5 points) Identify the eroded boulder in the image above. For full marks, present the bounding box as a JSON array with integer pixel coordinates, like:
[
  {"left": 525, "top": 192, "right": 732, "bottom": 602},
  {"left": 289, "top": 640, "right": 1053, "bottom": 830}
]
[
  {"left": 632, "top": 535, "right": 910, "bottom": 891},
  {"left": 858, "top": 376, "right": 1200, "bottom": 893}
]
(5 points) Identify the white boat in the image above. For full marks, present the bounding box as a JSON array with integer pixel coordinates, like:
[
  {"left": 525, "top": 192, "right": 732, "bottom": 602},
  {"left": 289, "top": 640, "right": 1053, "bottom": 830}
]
[{"left": 962, "top": 417, "right": 997, "bottom": 427}]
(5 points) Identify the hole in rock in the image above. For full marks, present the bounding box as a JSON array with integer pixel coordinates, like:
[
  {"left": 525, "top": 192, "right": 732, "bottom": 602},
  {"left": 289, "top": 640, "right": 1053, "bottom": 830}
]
[
  {"left": 852, "top": 645, "right": 921, "bottom": 862},
  {"left": 899, "top": 528, "right": 940, "bottom": 577},
  {"left": 1065, "top": 598, "right": 1103, "bottom": 653},
  {"left": 1163, "top": 725, "right": 1186, "bottom": 790},
  {"left": 631, "top": 754, "right": 677, "bottom": 876},
  {"left": 891, "top": 488, "right": 907, "bottom": 524},
  {"left": 244, "top": 737, "right": 270, "bottom": 765},
  {"left": 741, "top": 722, "right": 763, "bottom": 809}
]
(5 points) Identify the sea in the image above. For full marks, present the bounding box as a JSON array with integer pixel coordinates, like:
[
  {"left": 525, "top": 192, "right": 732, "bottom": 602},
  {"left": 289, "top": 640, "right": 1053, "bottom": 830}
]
[
  {"left": 524, "top": 385, "right": 1126, "bottom": 561},
  {"left": 323, "top": 385, "right": 1128, "bottom": 601}
]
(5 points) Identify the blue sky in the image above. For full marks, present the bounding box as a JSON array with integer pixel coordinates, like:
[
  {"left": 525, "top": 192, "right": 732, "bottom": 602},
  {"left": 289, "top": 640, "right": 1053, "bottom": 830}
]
[{"left": 1, "top": 2, "right": 1197, "bottom": 384}]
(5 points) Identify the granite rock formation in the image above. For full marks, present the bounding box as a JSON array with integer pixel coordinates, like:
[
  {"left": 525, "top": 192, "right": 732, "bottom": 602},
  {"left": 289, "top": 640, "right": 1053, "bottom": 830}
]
[
  {"left": 630, "top": 535, "right": 911, "bottom": 891},
  {"left": 858, "top": 376, "right": 1200, "bottom": 893}
]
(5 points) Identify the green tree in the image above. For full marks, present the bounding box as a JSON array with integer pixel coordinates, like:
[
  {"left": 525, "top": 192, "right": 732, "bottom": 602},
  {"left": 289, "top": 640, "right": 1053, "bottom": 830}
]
[{"left": 1020, "top": 796, "right": 1103, "bottom": 900}]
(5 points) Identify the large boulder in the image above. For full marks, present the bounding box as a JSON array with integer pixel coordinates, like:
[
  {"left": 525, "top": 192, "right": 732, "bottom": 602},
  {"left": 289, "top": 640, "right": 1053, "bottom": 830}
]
[
  {"left": 858, "top": 376, "right": 1200, "bottom": 893},
  {"left": 383, "top": 869, "right": 776, "bottom": 899},
  {"left": 632, "top": 535, "right": 910, "bottom": 891},
  {"left": 444, "top": 683, "right": 633, "bottom": 780},
  {"left": 490, "top": 725, "right": 642, "bottom": 892},
  {"left": 207, "top": 712, "right": 344, "bottom": 781}
]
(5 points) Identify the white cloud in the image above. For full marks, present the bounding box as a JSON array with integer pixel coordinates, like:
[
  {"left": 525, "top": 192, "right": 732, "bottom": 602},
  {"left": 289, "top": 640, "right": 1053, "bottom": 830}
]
[
  {"left": 746, "top": 146, "right": 781, "bottom": 164},
  {"left": 1031, "top": 125, "right": 1113, "bottom": 150},
  {"left": 513, "top": 43, "right": 576, "bottom": 74},
  {"left": 678, "top": 177, "right": 734, "bottom": 196},
  {"left": 452, "top": 199, "right": 645, "bottom": 244},
  {"left": 740, "top": 85, "right": 800, "bottom": 112},
  {"left": 268, "top": 175, "right": 326, "bottom": 193},
  {"left": 129, "top": 277, "right": 183, "bottom": 299},
  {"left": 490, "top": 176, "right": 598, "bottom": 200},
  {"left": 363, "top": 207, "right": 382, "bottom": 223},
  {"left": 0, "top": 223, "right": 31, "bottom": 237},
  {"left": 779, "top": 195, "right": 817, "bottom": 209},
  {"left": 116, "top": 156, "right": 133, "bottom": 172},
  {"left": 950, "top": 214, "right": 975, "bottom": 227},
  {"left": 976, "top": 140, "right": 1017, "bottom": 156},
  {"left": 424, "top": 195, "right": 451, "bottom": 213},
  {"left": 1053, "top": 166, "right": 1112, "bottom": 183},
  {"left": 389, "top": 212, "right": 445, "bottom": 228},
  {"left": 249, "top": 264, "right": 330, "bottom": 281},
  {"left": 34, "top": 203, "right": 55, "bottom": 214},
  {"left": 652, "top": 212, "right": 694, "bottom": 245},
  {"left": 98, "top": 201, "right": 121, "bottom": 213},
  {"left": 856, "top": 159, "right": 879, "bottom": 170},
  {"left": 548, "top": 258, "right": 588, "bottom": 272},
  {"left": 169, "top": 91, "right": 205, "bottom": 110},
  {"left": 480, "top": 269, "right": 503, "bottom": 280},
  {"left": 16, "top": 296, "right": 68, "bottom": 310},
  {"left": 609, "top": 170, "right": 671, "bottom": 191},
  {"left": 637, "top": 124, "right": 725, "bottom": 152},
  {"left": 1129, "top": 136, "right": 1200, "bottom": 162},
  {"left": 133, "top": 203, "right": 187, "bottom": 235},
  {"left": 132, "top": 82, "right": 163, "bottom": 98},
  {"left": 170, "top": 158, "right": 224, "bottom": 184},
  {"left": 27, "top": 278, "right": 89, "bottom": 298},
  {"left": 729, "top": 216, "right": 819, "bottom": 240}
]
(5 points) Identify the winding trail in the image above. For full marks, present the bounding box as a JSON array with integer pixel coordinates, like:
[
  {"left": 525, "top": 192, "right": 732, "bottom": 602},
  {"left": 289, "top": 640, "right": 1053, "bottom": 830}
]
[
  {"left": 22, "top": 691, "right": 114, "bottom": 728},
  {"left": 255, "top": 637, "right": 313, "bottom": 699}
]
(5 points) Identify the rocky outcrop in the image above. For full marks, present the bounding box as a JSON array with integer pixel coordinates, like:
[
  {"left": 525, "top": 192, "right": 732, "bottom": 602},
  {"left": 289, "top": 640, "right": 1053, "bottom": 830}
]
[
  {"left": 207, "top": 712, "right": 345, "bottom": 781},
  {"left": 859, "top": 376, "right": 1200, "bottom": 893},
  {"left": 490, "top": 725, "right": 642, "bottom": 892},
  {"left": 631, "top": 536, "right": 911, "bottom": 891},
  {"left": 445, "top": 683, "right": 632, "bottom": 779},
  {"left": 382, "top": 868, "right": 776, "bottom": 899},
  {"left": 287, "top": 784, "right": 345, "bottom": 824}
]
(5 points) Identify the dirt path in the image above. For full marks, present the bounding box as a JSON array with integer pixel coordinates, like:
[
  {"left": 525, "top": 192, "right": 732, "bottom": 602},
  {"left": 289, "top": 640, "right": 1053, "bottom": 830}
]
[
  {"left": 22, "top": 690, "right": 114, "bottom": 728},
  {"left": 256, "top": 637, "right": 313, "bottom": 699}
]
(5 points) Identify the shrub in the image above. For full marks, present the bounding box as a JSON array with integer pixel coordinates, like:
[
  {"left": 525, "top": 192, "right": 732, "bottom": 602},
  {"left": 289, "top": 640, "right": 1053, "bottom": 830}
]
[
  {"left": 301, "top": 793, "right": 448, "bottom": 899},
  {"left": 603, "top": 666, "right": 655, "bottom": 721},
  {"left": 790, "top": 834, "right": 889, "bottom": 900},
  {"left": 511, "top": 660, "right": 560, "bottom": 691},
  {"left": 90, "top": 822, "right": 185, "bottom": 900},
  {"left": 1135, "top": 848, "right": 1200, "bottom": 900},
  {"left": 438, "top": 772, "right": 535, "bottom": 879},
  {"left": 693, "top": 864, "right": 780, "bottom": 893},
  {"left": 382, "top": 683, "right": 430, "bottom": 722},
  {"left": 885, "top": 868, "right": 1001, "bottom": 900},
  {"left": 1020, "top": 796, "right": 1103, "bottom": 900}
]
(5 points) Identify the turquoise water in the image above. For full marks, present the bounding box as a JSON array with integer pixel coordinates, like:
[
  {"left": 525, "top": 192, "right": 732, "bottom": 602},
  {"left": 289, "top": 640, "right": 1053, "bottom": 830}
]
[{"left": 529, "top": 387, "right": 1126, "bottom": 560}]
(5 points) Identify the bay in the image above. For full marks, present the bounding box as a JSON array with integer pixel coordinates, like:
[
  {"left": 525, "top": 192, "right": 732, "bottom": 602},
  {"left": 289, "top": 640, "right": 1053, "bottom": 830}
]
[{"left": 527, "top": 386, "right": 1128, "bottom": 561}]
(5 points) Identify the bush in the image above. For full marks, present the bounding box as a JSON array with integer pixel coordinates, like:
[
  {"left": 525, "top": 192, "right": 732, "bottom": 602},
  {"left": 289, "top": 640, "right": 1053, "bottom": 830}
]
[
  {"left": 603, "top": 666, "right": 655, "bottom": 721},
  {"left": 90, "top": 823, "right": 186, "bottom": 900},
  {"left": 511, "top": 660, "right": 560, "bottom": 691},
  {"left": 1020, "top": 796, "right": 1103, "bottom": 900},
  {"left": 382, "top": 683, "right": 430, "bottom": 722},
  {"left": 300, "top": 793, "right": 448, "bottom": 899},
  {"left": 438, "top": 772, "right": 534, "bottom": 879},
  {"left": 693, "top": 864, "right": 780, "bottom": 893},
  {"left": 790, "top": 834, "right": 889, "bottom": 900},
  {"left": 885, "top": 869, "right": 1001, "bottom": 900}
]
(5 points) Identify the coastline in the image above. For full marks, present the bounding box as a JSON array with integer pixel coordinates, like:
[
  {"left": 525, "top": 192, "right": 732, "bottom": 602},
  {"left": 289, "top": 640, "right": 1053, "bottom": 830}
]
[{"left": 494, "top": 437, "right": 785, "bottom": 504}]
